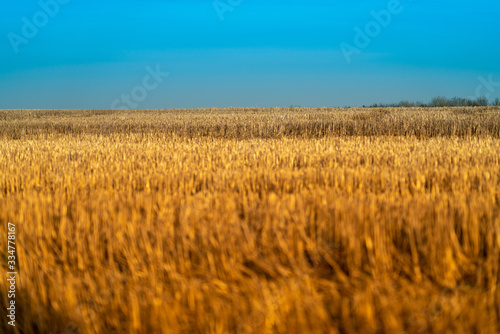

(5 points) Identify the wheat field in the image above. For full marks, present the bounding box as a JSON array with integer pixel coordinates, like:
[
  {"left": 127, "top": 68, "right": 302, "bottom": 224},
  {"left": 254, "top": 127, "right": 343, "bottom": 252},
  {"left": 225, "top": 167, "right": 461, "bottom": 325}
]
[{"left": 1, "top": 107, "right": 500, "bottom": 333}]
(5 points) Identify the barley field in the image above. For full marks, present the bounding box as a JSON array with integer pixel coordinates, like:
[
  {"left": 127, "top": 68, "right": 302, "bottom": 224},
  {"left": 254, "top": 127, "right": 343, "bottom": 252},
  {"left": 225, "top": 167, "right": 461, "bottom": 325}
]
[{"left": 1, "top": 107, "right": 500, "bottom": 334}]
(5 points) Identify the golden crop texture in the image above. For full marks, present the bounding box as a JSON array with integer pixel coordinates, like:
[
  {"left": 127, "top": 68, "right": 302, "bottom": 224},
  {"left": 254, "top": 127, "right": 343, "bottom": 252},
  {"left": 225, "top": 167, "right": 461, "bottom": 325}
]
[{"left": 1, "top": 107, "right": 499, "bottom": 333}]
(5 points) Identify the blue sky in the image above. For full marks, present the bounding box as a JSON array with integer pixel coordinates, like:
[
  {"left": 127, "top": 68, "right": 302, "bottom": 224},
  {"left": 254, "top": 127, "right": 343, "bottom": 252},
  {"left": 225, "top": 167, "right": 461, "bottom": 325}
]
[{"left": 1, "top": 0, "right": 499, "bottom": 109}]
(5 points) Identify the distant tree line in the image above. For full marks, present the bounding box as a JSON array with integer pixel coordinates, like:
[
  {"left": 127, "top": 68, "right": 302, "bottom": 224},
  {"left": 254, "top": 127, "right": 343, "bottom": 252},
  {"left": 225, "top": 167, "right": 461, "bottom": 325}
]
[{"left": 363, "top": 96, "right": 500, "bottom": 108}]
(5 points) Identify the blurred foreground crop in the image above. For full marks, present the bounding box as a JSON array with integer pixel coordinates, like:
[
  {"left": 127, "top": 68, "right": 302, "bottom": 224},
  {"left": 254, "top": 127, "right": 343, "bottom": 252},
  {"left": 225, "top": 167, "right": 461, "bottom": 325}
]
[{"left": 1, "top": 107, "right": 499, "bottom": 333}]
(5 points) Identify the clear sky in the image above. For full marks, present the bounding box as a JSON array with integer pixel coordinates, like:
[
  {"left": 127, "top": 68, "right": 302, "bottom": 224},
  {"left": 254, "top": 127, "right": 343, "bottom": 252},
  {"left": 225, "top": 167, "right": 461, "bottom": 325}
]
[{"left": 1, "top": 0, "right": 499, "bottom": 109}]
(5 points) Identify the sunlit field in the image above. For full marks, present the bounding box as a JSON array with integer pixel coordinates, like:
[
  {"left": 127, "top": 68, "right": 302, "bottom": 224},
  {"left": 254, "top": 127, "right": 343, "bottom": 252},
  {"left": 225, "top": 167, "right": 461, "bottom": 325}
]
[{"left": 1, "top": 107, "right": 500, "bottom": 333}]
